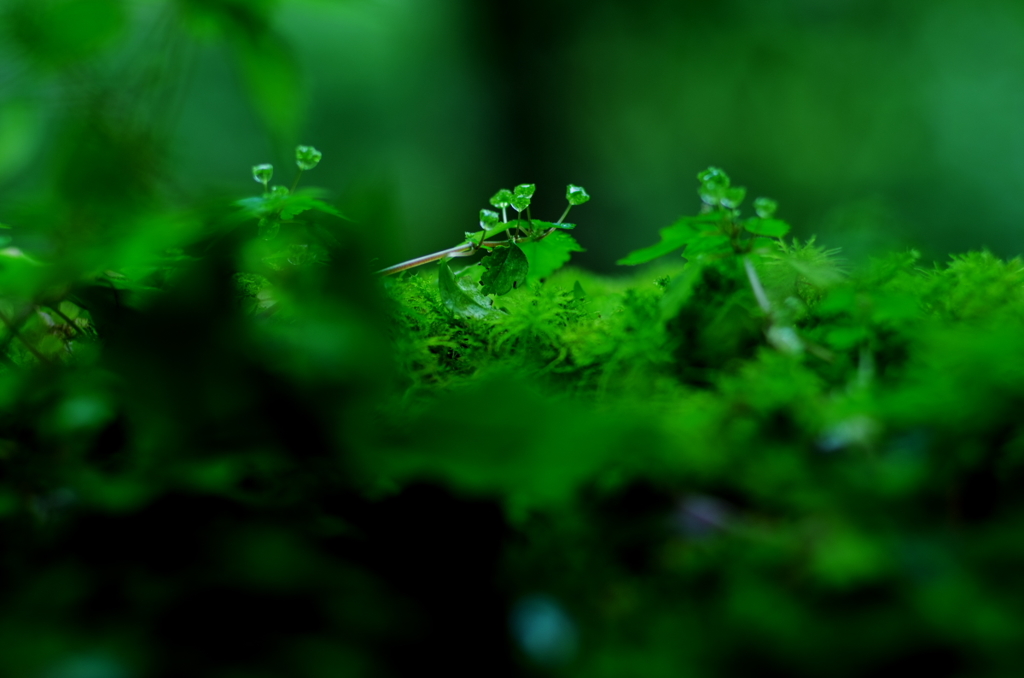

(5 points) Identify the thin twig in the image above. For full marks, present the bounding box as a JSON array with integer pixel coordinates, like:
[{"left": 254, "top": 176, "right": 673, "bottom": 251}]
[
  {"left": 743, "top": 256, "right": 772, "bottom": 315},
  {"left": 377, "top": 228, "right": 558, "bottom": 276}
]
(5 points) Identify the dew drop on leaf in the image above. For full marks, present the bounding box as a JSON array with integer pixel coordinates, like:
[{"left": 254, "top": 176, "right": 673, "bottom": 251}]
[
  {"left": 295, "top": 145, "right": 322, "bottom": 171},
  {"left": 721, "top": 186, "right": 746, "bottom": 209},
  {"left": 252, "top": 163, "right": 273, "bottom": 186},
  {"left": 510, "top": 195, "right": 531, "bottom": 213},
  {"left": 490, "top": 188, "right": 514, "bottom": 209},
  {"left": 754, "top": 197, "right": 778, "bottom": 219},
  {"left": 514, "top": 183, "right": 536, "bottom": 198},
  {"left": 566, "top": 184, "right": 590, "bottom": 206},
  {"left": 480, "top": 209, "right": 499, "bottom": 228}
]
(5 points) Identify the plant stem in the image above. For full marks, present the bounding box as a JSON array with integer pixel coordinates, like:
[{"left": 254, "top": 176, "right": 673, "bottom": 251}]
[
  {"left": 377, "top": 229, "right": 558, "bottom": 276},
  {"left": 743, "top": 256, "right": 771, "bottom": 315},
  {"left": 290, "top": 170, "right": 303, "bottom": 193},
  {"left": 556, "top": 204, "right": 572, "bottom": 224}
]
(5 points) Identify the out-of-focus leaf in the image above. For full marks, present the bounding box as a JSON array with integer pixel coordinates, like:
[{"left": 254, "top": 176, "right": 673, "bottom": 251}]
[
  {"left": 518, "top": 232, "right": 585, "bottom": 282},
  {"left": 744, "top": 218, "right": 791, "bottom": 238},
  {"left": 480, "top": 243, "right": 528, "bottom": 296},
  {"left": 617, "top": 215, "right": 720, "bottom": 265},
  {"left": 438, "top": 260, "right": 496, "bottom": 319}
]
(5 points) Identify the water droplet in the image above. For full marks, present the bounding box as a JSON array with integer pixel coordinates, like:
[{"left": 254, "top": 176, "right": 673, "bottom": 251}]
[
  {"left": 697, "top": 167, "right": 732, "bottom": 207},
  {"left": 510, "top": 595, "right": 578, "bottom": 666},
  {"left": 514, "top": 183, "right": 536, "bottom": 198},
  {"left": 754, "top": 197, "right": 778, "bottom": 219},
  {"left": 252, "top": 163, "right": 273, "bottom": 186},
  {"left": 697, "top": 167, "right": 729, "bottom": 187},
  {"left": 566, "top": 184, "right": 590, "bottom": 206},
  {"left": 720, "top": 186, "right": 746, "bottom": 209},
  {"left": 479, "top": 209, "right": 499, "bottom": 228},
  {"left": 490, "top": 188, "right": 514, "bottom": 209},
  {"left": 295, "top": 145, "right": 322, "bottom": 171},
  {"left": 510, "top": 195, "right": 530, "bottom": 213}
]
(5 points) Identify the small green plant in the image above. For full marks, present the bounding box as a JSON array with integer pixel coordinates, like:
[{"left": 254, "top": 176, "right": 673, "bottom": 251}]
[
  {"left": 378, "top": 182, "right": 589, "bottom": 318},
  {"left": 236, "top": 144, "right": 345, "bottom": 247}
]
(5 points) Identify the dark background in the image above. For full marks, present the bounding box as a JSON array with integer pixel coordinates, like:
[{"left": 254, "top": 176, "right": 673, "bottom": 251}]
[{"left": 2, "top": 0, "right": 1024, "bottom": 270}]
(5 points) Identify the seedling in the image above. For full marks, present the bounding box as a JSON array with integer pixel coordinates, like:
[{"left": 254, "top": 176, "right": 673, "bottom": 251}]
[{"left": 376, "top": 184, "right": 589, "bottom": 318}]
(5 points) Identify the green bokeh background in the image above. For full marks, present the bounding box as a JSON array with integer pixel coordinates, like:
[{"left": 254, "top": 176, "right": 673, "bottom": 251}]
[
  {"left": 3, "top": 0, "right": 1024, "bottom": 270},
  {"left": 6, "top": 2, "right": 1024, "bottom": 677}
]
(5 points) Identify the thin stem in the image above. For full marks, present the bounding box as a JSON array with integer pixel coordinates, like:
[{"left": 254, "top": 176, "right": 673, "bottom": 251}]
[
  {"left": 290, "top": 169, "right": 303, "bottom": 193},
  {"left": 377, "top": 229, "right": 558, "bottom": 276},
  {"left": 556, "top": 204, "right": 572, "bottom": 224},
  {"left": 743, "top": 256, "right": 771, "bottom": 315}
]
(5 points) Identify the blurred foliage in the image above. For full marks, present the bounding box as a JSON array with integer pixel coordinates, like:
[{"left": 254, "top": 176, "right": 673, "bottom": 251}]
[
  {"left": 5, "top": 1, "right": 1024, "bottom": 677},
  {"left": 5, "top": 0, "right": 1024, "bottom": 271}
]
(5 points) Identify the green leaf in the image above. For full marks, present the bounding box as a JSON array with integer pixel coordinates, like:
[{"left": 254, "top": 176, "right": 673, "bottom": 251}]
[
  {"left": 566, "top": 184, "right": 590, "bottom": 206},
  {"left": 235, "top": 190, "right": 347, "bottom": 223},
  {"left": 518, "top": 232, "right": 585, "bottom": 282},
  {"left": 252, "top": 163, "right": 273, "bottom": 186},
  {"left": 295, "top": 145, "right": 322, "bottom": 171},
  {"left": 514, "top": 184, "right": 536, "bottom": 198},
  {"left": 490, "top": 189, "right": 514, "bottom": 209},
  {"left": 438, "top": 260, "right": 497, "bottom": 319},
  {"left": 510, "top": 194, "right": 530, "bottom": 213},
  {"left": 617, "top": 215, "right": 720, "bottom": 265},
  {"left": 754, "top": 197, "right": 778, "bottom": 218},
  {"left": 744, "top": 218, "right": 791, "bottom": 238},
  {"left": 683, "top": 234, "right": 732, "bottom": 257},
  {"left": 480, "top": 243, "right": 529, "bottom": 296},
  {"left": 529, "top": 219, "right": 575, "bottom": 231},
  {"left": 480, "top": 209, "right": 500, "bottom": 229},
  {"left": 721, "top": 186, "right": 746, "bottom": 209}
]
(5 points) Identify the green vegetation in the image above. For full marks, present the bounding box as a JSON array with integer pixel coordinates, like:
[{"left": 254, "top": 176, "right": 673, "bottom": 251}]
[{"left": 4, "top": 151, "right": 1024, "bottom": 676}]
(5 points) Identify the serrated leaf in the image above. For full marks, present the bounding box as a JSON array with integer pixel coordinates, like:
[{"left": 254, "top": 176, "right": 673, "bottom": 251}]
[
  {"left": 616, "top": 215, "right": 720, "bottom": 265},
  {"left": 744, "top": 218, "right": 790, "bottom": 238},
  {"left": 683, "top": 234, "right": 732, "bottom": 257},
  {"left": 438, "top": 260, "right": 497, "bottom": 319},
  {"left": 480, "top": 243, "right": 529, "bottom": 296},
  {"left": 518, "top": 232, "right": 585, "bottom": 282}
]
